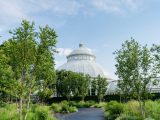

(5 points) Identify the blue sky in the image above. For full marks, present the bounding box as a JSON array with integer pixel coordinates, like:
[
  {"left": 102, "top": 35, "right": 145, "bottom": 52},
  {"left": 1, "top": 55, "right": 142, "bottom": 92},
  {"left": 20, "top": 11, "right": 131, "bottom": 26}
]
[{"left": 0, "top": 0, "right": 160, "bottom": 79}]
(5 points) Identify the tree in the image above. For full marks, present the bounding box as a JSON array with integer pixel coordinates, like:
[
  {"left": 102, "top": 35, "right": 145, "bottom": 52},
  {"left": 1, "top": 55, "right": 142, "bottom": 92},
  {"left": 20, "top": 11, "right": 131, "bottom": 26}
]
[
  {"left": 0, "top": 47, "right": 15, "bottom": 102},
  {"left": 36, "top": 25, "right": 57, "bottom": 102},
  {"left": 114, "top": 39, "right": 140, "bottom": 100},
  {"left": 76, "top": 74, "right": 90, "bottom": 101},
  {"left": 56, "top": 70, "right": 76, "bottom": 101},
  {"left": 96, "top": 75, "right": 108, "bottom": 102},
  {"left": 0, "top": 20, "right": 57, "bottom": 120},
  {"left": 114, "top": 38, "right": 152, "bottom": 118},
  {"left": 56, "top": 70, "right": 91, "bottom": 101}
]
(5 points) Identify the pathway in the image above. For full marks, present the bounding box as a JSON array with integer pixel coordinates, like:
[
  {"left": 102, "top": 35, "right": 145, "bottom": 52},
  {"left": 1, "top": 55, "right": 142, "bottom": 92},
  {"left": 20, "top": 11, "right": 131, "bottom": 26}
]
[{"left": 55, "top": 108, "right": 105, "bottom": 120}]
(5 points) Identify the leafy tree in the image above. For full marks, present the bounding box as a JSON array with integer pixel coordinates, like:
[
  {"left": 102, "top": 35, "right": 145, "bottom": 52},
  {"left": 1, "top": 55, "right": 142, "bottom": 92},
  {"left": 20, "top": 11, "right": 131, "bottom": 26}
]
[
  {"left": 36, "top": 25, "right": 57, "bottom": 102},
  {"left": 76, "top": 74, "right": 90, "bottom": 101},
  {"left": 0, "top": 20, "right": 57, "bottom": 120},
  {"left": 56, "top": 70, "right": 75, "bottom": 101},
  {"left": 151, "top": 44, "right": 160, "bottom": 77},
  {"left": 114, "top": 39, "right": 140, "bottom": 100},
  {"left": 0, "top": 47, "right": 15, "bottom": 102},
  {"left": 96, "top": 75, "right": 108, "bottom": 102},
  {"left": 56, "top": 70, "right": 91, "bottom": 101},
  {"left": 114, "top": 38, "right": 152, "bottom": 118}
]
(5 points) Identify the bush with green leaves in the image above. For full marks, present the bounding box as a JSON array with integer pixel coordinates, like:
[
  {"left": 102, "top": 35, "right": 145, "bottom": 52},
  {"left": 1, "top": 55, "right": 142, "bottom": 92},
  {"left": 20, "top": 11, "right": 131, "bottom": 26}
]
[
  {"left": 51, "top": 103, "right": 62, "bottom": 113},
  {"left": 68, "top": 100, "right": 96, "bottom": 108},
  {"left": 145, "top": 100, "right": 160, "bottom": 119},
  {"left": 123, "top": 100, "right": 141, "bottom": 118},
  {"left": 51, "top": 101, "right": 78, "bottom": 113},
  {"left": 0, "top": 103, "right": 57, "bottom": 120},
  {"left": 0, "top": 104, "right": 18, "bottom": 120},
  {"left": 115, "top": 114, "right": 140, "bottom": 120},
  {"left": 104, "top": 101, "right": 123, "bottom": 120},
  {"left": 104, "top": 100, "right": 160, "bottom": 120}
]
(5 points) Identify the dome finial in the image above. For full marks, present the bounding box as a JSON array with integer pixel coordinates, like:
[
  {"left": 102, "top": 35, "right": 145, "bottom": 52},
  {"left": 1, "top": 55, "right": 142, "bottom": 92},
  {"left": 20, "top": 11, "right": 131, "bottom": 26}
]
[{"left": 79, "top": 43, "right": 84, "bottom": 48}]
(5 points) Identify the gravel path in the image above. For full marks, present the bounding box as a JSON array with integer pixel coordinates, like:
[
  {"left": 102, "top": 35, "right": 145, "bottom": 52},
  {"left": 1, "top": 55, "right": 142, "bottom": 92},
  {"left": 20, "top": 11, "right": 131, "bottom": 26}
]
[{"left": 55, "top": 108, "right": 105, "bottom": 120}]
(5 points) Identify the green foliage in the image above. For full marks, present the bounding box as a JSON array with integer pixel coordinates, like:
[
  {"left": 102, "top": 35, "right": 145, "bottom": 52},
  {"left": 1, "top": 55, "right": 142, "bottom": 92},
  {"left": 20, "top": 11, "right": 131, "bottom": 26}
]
[
  {"left": 115, "top": 114, "right": 139, "bottom": 120},
  {"left": 68, "top": 101, "right": 96, "bottom": 108},
  {"left": 124, "top": 100, "right": 141, "bottom": 117},
  {"left": 36, "top": 109, "right": 48, "bottom": 120},
  {"left": 36, "top": 25, "right": 57, "bottom": 101},
  {"left": 114, "top": 38, "right": 152, "bottom": 102},
  {"left": 93, "top": 75, "right": 108, "bottom": 102},
  {"left": 145, "top": 100, "right": 160, "bottom": 119},
  {"left": 0, "top": 104, "right": 18, "bottom": 120},
  {"left": 0, "top": 20, "right": 57, "bottom": 120},
  {"left": 0, "top": 104, "right": 57, "bottom": 120},
  {"left": 51, "top": 101, "right": 78, "bottom": 113},
  {"left": 104, "top": 100, "right": 160, "bottom": 120},
  {"left": 68, "top": 106, "right": 78, "bottom": 113},
  {"left": 104, "top": 101, "right": 124, "bottom": 119},
  {"left": 93, "top": 102, "right": 107, "bottom": 108},
  {"left": 51, "top": 103, "right": 62, "bottom": 113},
  {"left": 56, "top": 70, "right": 91, "bottom": 101}
]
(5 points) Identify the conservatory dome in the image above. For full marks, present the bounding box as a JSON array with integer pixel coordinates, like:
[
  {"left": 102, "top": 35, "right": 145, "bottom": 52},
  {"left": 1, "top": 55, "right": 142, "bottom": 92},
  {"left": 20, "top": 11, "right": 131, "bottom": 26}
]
[{"left": 58, "top": 43, "right": 105, "bottom": 77}]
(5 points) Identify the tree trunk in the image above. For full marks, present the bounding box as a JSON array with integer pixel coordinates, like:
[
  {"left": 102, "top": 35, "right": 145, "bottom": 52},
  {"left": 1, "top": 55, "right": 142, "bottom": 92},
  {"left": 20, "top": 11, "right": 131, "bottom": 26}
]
[
  {"left": 138, "top": 96, "right": 145, "bottom": 119},
  {"left": 24, "top": 89, "right": 31, "bottom": 120},
  {"left": 19, "top": 97, "right": 23, "bottom": 120},
  {"left": 81, "top": 95, "right": 85, "bottom": 102}
]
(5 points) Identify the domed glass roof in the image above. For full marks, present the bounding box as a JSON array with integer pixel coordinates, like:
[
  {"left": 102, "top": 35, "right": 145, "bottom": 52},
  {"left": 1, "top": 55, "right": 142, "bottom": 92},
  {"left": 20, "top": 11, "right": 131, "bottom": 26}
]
[
  {"left": 58, "top": 43, "right": 105, "bottom": 77},
  {"left": 67, "top": 43, "right": 95, "bottom": 58}
]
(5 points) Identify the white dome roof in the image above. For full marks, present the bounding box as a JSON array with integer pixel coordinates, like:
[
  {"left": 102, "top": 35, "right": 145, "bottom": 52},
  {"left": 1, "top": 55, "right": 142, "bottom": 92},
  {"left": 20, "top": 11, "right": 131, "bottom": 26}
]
[
  {"left": 67, "top": 43, "right": 95, "bottom": 58},
  {"left": 57, "top": 43, "right": 105, "bottom": 77},
  {"left": 58, "top": 60, "right": 105, "bottom": 77}
]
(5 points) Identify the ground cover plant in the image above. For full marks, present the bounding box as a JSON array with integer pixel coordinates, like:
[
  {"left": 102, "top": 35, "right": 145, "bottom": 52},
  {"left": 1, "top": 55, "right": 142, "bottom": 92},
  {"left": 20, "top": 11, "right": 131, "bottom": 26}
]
[
  {"left": 0, "top": 103, "right": 57, "bottom": 120},
  {"left": 103, "top": 100, "right": 160, "bottom": 120}
]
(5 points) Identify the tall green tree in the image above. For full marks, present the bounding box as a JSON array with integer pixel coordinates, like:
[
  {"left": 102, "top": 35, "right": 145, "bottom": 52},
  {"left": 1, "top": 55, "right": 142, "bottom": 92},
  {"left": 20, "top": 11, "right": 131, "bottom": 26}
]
[
  {"left": 114, "top": 39, "right": 140, "bottom": 100},
  {"left": 56, "top": 70, "right": 91, "bottom": 101},
  {"left": 8, "top": 20, "right": 37, "bottom": 120},
  {"left": 0, "top": 47, "right": 15, "bottom": 102},
  {"left": 96, "top": 75, "right": 108, "bottom": 102},
  {"left": 36, "top": 25, "right": 57, "bottom": 102},
  {"left": 114, "top": 38, "right": 152, "bottom": 118},
  {"left": 56, "top": 70, "right": 75, "bottom": 101},
  {"left": 0, "top": 20, "right": 57, "bottom": 120},
  {"left": 76, "top": 74, "right": 90, "bottom": 101}
]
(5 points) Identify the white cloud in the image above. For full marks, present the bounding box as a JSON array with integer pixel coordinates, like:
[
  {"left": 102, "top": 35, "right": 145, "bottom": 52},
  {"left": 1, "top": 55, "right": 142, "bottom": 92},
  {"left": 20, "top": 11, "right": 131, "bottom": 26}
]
[
  {"left": 0, "top": 0, "right": 82, "bottom": 34},
  {"left": 92, "top": 0, "right": 141, "bottom": 14},
  {"left": 0, "top": 0, "right": 146, "bottom": 35},
  {"left": 0, "top": 0, "right": 28, "bottom": 20},
  {"left": 57, "top": 48, "right": 72, "bottom": 56}
]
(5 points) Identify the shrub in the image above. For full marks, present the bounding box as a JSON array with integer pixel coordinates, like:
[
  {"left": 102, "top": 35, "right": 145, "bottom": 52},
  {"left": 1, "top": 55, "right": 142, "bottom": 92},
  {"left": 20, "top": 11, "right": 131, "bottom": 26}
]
[
  {"left": 145, "top": 100, "right": 160, "bottom": 119},
  {"left": 60, "top": 100, "right": 69, "bottom": 106},
  {"left": 36, "top": 110, "right": 48, "bottom": 120},
  {"left": 93, "top": 102, "right": 106, "bottom": 108},
  {"left": 69, "top": 101, "right": 96, "bottom": 108},
  {"left": 61, "top": 104, "right": 69, "bottom": 113},
  {"left": 68, "top": 101, "right": 77, "bottom": 106},
  {"left": 104, "top": 101, "right": 123, "bottom": 119},
  {"left": 116, "top": 114, "right": 140, "bottom": 120},
  {"left": 31, "top": 104, "right": 38, "bottom": 113},
  {"left": 0, "top": 101, "right": 7, "bottom": 107},
  {"left": 0, "top": 104, "right": 18, "bottom": 120},
  {"left": 68, "top": 106, "right": 78, "bottom": 113},
  {"left": 51, "top": 103, "right": 62, "bottom": 113},
  {"left": 124, "top": 100, "right": 141, "bottom": 117},
  {"left": 51, "top": 102, "right": 78, "bottom": 113},
  {"left": 85, "top": 101, "right": 96, "bottom": 107}
]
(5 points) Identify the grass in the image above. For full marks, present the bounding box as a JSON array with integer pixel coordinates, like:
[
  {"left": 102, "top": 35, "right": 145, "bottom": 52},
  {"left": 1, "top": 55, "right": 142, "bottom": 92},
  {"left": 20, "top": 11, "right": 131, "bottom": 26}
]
[
  {"left": 0, "top": 103, "right": 57, "bottom": 120},
  {"left": 0, "top": 103, "right": 18, "bottom": 120},
  {"left": 51, "top": 101, "right": 78, "bottom": 113},
  {"left": 103, "top": 100, "right": 160, "bottom": 120}
]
